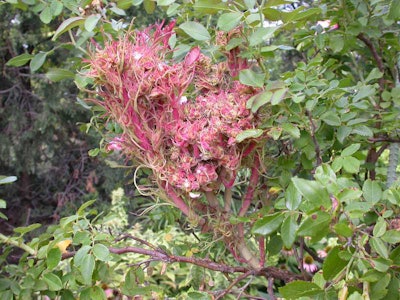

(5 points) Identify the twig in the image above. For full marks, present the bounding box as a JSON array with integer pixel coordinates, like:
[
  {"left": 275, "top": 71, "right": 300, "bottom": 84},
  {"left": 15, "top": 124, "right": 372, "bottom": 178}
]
[
  {"left": 0, "top": 233, "right": 36, "bottom": 256},
  {"left": 215, "top": 270, "right": 255, "bottom": 300},
  {"left": 258, "top": 236, "right": 266, "bottom": 268},
  {"left": 267, "top": 277, "right": 276, "bottom": 300}
]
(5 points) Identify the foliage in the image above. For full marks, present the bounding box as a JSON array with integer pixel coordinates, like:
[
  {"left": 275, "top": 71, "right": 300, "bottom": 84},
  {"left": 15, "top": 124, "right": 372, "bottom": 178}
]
[{"left": 2, "top": 0, "right": 400, "bottom": 299}]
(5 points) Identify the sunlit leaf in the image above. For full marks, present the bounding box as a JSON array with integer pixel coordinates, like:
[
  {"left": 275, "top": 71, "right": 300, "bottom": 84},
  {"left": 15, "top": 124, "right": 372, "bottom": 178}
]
[
  {"left": 30, "top": 52, "right": 48, "bottom": 72},
  {"left": 279, "top": 281, "right": 324, "bottom": 299},
  {"left": 235, "top": 129, "right": 263, "bottom": 143},
  {"left": 84, "top": 14, "right": 101, "bottom": 32},
  {"left": 46, "top": 68, "right": 75, "bottom": 81},
  {"left": 179, "top": 21, "right": 210, "bottom": 41},
  {"left": 6, "top": 54, "right": 33, "bottom": 67},
  {"left": 239, "top": 69, "right": 265, "bottom": 87},
  {"left": 43, "top": 273, "right": 63, "bottom": 291},
  {"left": 217, "top": 12, "right": 242, "bottom": 31}
]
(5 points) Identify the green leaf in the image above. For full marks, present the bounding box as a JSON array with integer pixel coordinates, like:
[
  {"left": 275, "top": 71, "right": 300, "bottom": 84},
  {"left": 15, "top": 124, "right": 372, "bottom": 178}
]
[
  {"left": 279, "top": 281, "right": 324, "bottom": 299},
  {"left": 353, "top": 85, "right": 376, "bottom": 102},
  {"left": 14, "top": 223, "right": 41, "bottom": 234},
  {"left": 0, "top": 199, "right": 6, "bottom": 209},
  {"left": 52, "top": 17, "right": 85, "bottom": 41},
  {"left": 246, "top": 91, "right": 272, "bottom": 113},
  {"left": 322, "top": 246, "right": 348, "bottom": 280},
  {"left": 0, "top": 176, "right": 17, "bottom": 185},
  {"left": 40, "top": 6, "right": 52, "bottom": 24},
  {"left": 373, "top": 217, "right": 387, "bottom": 237},
  {"left": 74, "top": 245, "right": 92, "bottom": 266},
  {"left": 6, "top": 54, "right": 33, "bottom": 67},
  {"left": 43, "top": 273, "right": 63, "bottom": 291},
  {"left": 334, "top": 222, "right": 353, "bottom": 237},
  {"left": 193, "top": 0, "right": 228, "bottom": 14},
  {"left": 282, "top": 123, "right": 300, "bottom": 139},
  {"left": 157, "top": 0, "right": 175, "bottom": 5},
  {"left": 249, "top": 27, "right": 278, "bottom": 46},
  {"left": 217, "top": 12, "right": 242, "bottom": 31},
  {"left": 143, "top": 0, "right": 155, "bottom": 13},
  {"left": 46, "top": 68, "right": 75, "bottom": 82},
  {"left": 365, "top": 68, "right": 383, "bottom": 83},
  {"left": 285, "top": 182, "right": 302, "bottom": 210},
  {"left": 352, "top": 125, "right": 373, "bottom": 137},
  {"left": 92, "top": 244, "right": 110, "bottom": 261},
  {"left": 80, "top": 286, "right": 107, "bottom": 300},
  {"left": 30, "top": 52, "right": 48, "bottom": 72},
  {"left": 381, "top": 230, "right": 400, "bottom": 244},
  {"left": 252, "top": 212, "right": 285, "bottom": 236},
  {"left": 84, "top": 14, "right": 101, "bottom": 32},
  {"left": 281, "top": 214, "right": 298, "bottom": 248},
  {"left": 77, "top": 200, "right": 96, "bottom": 216},
  {"left": 371, "top": 257, "right": 391, "bottom": 272},
  {"left": 297, "top": 211, "right": 331, "bottom": 238},
  {"left": 363, "top": 179, "right": 382, "bottom": 204},
  {"left": 50, "top": 0, "right": 63, "bottom": 16},
  {"left": 291, "top": 177, "right": 331, "bottom": 210},
  {"left": 47, "top": 248, "right": 62, "bottom": 270},
  {"left": 342, "top": 156, "right": 360, "bottom": 174},
  {"left": 370, "top": 237, "right": 388, "bottom": 259},
  {"left": 321, "top": 111, "right": 341, "bottom": 126},
  {"left": 239, "top": 69, "right": 265, "bottom": 87},
  {"left": 235, "top": 129, "right": 263, "bottom": 143},
  {"left": 179, "top": 21, "right": 211, "bottom": 41},
  {"left": 388, "top": 0, "right": 400, "bottom": 20},
  {"left": 271, "top": 88, "right": 287, "bottom": 105},
  {"left": 79, "top": 254, "right": 95, "bottom": 284},
  {"left": 341, "top": 143, "right": 361, "bottom": 157}
]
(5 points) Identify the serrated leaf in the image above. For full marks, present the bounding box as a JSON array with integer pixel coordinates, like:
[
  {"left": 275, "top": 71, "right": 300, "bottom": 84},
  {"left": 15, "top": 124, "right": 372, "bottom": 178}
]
[
  {"left": 52, "top": 17, "right": 85, "bottom": 41},
  {"left": 46, "top": 68, "right": 75, "bottom": 82},
  {"left": 279, "top": 281, "right": 323, "bottom": 299},
  {"left": 47, "top": 248, "right": 62, "bottom": 269},
  {"left": 179, "top": 21, "right": 211, "bottom": 41},
  {"left": 217, "top": 12, "right": 242, "bottom": 31},
  {"left": 84, "top": 14, "right": 101, "bottom": 32},
  {"left": 43, "top": 273, "right": 63, "bottom": 291},
  {"left": 341, "top": 143, "right": 361, "bottom": 157},
  {"left": 322, "top": 246, "right": 348, "bottom": 280},
  {"left": 30, "top": 52, "right": 47, "bottom": 72},
  {"left": 239, "top": 69, "right": 265, "bottom": 87},
  {"left": 281, "top": 214, "right": 298, "bottom": 248},
  {"left": 252, "top": 212, "right": 285, "bottom": 236},
  {"left": 352, "top": 125, "right": 373, "bottom": 137},
  {"left": 249, "top": 27, "right": 278, "bottom": 46},
  {"left": 6, "top": 54, "right": 33, "bottom": 67},
  {"left": 363, "top": 179, "right": 382, "bottom": 204},
  {"left": 235, "top": 129, "right": 263, "bottom": 143},
  {"left": 93, "top": 244, "right": 110, "bottom": 261}
]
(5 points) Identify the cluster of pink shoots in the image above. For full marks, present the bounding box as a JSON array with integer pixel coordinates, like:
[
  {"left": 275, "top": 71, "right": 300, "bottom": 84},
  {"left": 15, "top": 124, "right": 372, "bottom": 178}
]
[{"left": 88, "top": 22, "right": 265, "bottom": 193}]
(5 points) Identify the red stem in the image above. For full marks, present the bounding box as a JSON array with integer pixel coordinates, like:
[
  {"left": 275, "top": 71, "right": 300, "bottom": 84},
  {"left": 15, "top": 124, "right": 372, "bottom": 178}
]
[{"left": 238, "top": 154, "right": 260, "bottom": 217}]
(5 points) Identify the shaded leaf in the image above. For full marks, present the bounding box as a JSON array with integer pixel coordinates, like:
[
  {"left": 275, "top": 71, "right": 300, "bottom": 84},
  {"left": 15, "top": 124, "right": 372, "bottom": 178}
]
[
  {"left": 47, "top": 248, "right": 62, "bottom": 270},
  {"left": 235, "top": 129, "right": 263, "bottom": 143},
  {"left": 92, "top": 244, "right": 110, "bottom": 261},
  {"left": 363, "top": 179, "right": 382, "bottom": 204},
  {"left": 249, "top": 27, "right": 278, "bottom": 46},
  {"left": 281, "top": 214, "right": 298, "bottom": 248},
  {"left": 46, "top": 68, "right": 75, "bottom": 82},
  {"left": 52, "top": 17, "right": 85, "bottom": 41},
  {"left": 252, "top": 212, "right": 285, "bottom": 236},
  {"left": 322, "top": 247, "right": 349, "bottom": 280},
  {"left": 239, "top": 69, "right": 264, "bottom": 87},
  {"left": 43, "top": 273, "right": 62, "bottom": 291},
  {"left": 14, "top": 223, "right": 41, "bottom": 234},
  {"left": 279, "top": 281, "right": 323, "bottom": 299},
  {"left": 297, "top": 211, "right": 330, "bottom": 237},
  {"left": 30, "top": 52, "right": 48, "bottom": 72},
  {"left": 246, "top": 90, "right": 272, "bottom": 113},
  {"left": 84, "top": 14, "right": 101, "bottom": 32},
  {"left": 217, "top": 12, "right": 242, "bottom": 31}
]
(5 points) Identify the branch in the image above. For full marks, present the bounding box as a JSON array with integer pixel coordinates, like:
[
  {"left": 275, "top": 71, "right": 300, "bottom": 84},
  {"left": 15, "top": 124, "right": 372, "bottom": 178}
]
[
  {"left": 0, "top": 233, "right": 36, "bottom": 256},
  {"left": 238, "top": 154, "right": 260, "bottom": 217}
]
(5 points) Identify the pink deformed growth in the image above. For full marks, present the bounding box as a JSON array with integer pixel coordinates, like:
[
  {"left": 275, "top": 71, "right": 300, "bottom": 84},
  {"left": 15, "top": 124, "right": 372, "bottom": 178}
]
[{"left": 88, "top": 22, "right": 267, "bottom": 193}]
